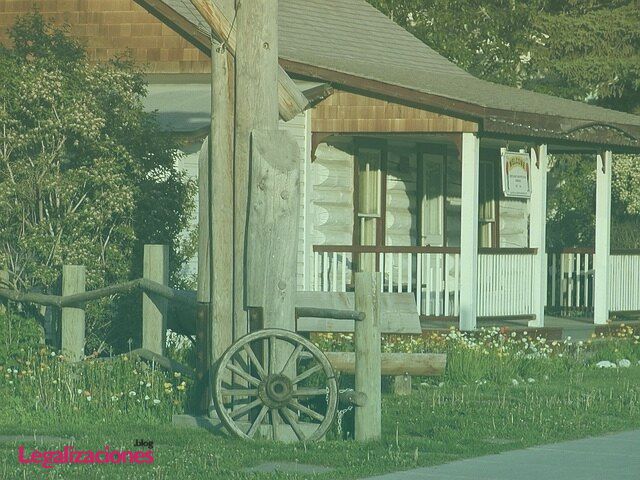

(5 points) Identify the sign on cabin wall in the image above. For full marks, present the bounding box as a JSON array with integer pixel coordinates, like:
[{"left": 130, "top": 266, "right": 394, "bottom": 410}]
[{"left": 501, "top": 150, "right": 531, "bottom": 198}]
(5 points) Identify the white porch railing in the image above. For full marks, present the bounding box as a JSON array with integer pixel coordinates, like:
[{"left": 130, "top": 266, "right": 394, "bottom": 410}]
[
  {"left": 546, "top": 249, "right": 594, "bottom": 314},
  {"left": 312, "top": 246, "right": 537, "bottom": 319},
  {"left": 478, "top": 249, "right": 536, "bottom": 317},
  {"left": 610, "top": 251, "right": 640, "bottom": 312},
  {"left": 546, "top": 249, "right": 640, "bottom": 315}
]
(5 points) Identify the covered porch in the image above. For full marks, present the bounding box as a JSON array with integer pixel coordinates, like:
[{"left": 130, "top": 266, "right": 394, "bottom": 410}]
[{"left": 306, "top": 130, "right": 640, "bottom": 331}]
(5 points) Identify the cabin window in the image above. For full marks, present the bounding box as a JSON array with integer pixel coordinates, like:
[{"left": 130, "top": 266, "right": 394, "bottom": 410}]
[
  {"left": 420, "top": 153, "right": 445, "bottom": 246},
  {"left": 479, "top": 160, "right": 497, "bottom": 248}
]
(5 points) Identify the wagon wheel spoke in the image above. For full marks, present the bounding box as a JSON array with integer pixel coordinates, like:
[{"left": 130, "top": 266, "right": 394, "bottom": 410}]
[
  {"left": 293, "top": 363, "right": 323, "bottom": 384},
  {"left": 289, "top": 399, "right": 325, "bottom": 422},
  {"left": 226, "top": 363, "right": 261, "bottom": 387},
  {"left": 271, "top": 407, "right": 283, "bottom": 440},
  {"left": 247, "top": 405, "right": 269, "bottom": 439},
  {"left": 229, "top": 398, "right": 262, "bottom": 419},
  {"left": 293, "top": 387, "right": 327, "bottom": 397},
  {"left": 280, "top": 407, "right": 306, "bottom": 442},
  {"left": 218, "top": 388, "right": 258, "bottom": 397},
  {"left": 243, "top": 344, "right": 267, "bottom": 379},
  {"left": 281, "top": 343, "right": 303, "bottom": 375},
  {"left": 268, "top": 335, "right": 277, "bottom": 375}
]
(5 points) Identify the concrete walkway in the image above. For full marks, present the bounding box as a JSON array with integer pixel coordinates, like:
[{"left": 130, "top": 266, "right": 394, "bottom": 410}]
[{"left": 364, "top": 430, "right": 640, "bottom": 480}]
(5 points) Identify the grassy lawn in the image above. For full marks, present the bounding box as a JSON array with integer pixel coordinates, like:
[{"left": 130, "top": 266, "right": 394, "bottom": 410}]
[{"left": 2, "top": 314, "right": 640, "bottom": 479}]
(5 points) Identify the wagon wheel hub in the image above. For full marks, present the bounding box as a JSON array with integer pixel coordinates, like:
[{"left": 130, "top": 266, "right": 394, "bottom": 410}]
[{"left": 259, "top": 374, "right": 293, "bottom": 407}]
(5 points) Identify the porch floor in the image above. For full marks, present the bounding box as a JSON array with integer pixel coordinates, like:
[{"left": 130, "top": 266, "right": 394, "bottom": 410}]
[{"left": 421, "top": 315, "right": 640, "bottom": 341}]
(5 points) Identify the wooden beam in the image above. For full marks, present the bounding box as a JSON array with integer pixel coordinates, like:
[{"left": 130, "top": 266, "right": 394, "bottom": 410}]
[
  {"left": 209, "top": 42, "right": 235, "bottom": 364},
  {"left": 594, "top": 150, "right": 612, "bottom": 324},
  {"left": 189, "top": 0, "right": 308, "bottom": 121},
  {"left": 325, "top": 352, "right": 447, "bottom": 376}
]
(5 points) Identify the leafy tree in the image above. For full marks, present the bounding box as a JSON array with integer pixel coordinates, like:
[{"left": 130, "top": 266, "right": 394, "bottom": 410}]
[
  {"left": 0, "top": 13, "right": 195, "bottom": 351},
  {"left": 368, "top": 0, "right": 640, "bottom": 247}
]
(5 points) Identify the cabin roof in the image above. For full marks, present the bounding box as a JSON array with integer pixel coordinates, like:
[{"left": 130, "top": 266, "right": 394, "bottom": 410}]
[{"left": 138, "top": 0, "right": 640, "bottom": 151}]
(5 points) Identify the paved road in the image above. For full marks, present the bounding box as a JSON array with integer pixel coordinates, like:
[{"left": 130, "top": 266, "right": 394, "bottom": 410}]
[{"left": 364, "top": 430, "right": 640, "bottom": 479}]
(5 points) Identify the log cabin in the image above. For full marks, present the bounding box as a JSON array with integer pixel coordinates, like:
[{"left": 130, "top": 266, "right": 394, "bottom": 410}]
[{"left": 2, "top": 0, "right": 640, "bottom": 332}]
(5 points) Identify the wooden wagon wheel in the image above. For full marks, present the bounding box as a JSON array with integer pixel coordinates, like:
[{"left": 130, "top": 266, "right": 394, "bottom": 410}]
[{"left": 213, "top": 328, "right": 338, "bottom": 442}]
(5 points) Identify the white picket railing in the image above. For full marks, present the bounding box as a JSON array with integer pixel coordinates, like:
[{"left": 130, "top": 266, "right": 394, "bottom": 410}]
[
  {"left": 610, "top": 253, "right": 640, "bottom": 312},
  {"left": 478, "top": 251, "right": 535, "bottom": 317},
  {"left": 312, "top": 246, "right": 537, "bottom": 318},
  {"left": 546, "top": 250, "right": 594, "bottom": 313}
]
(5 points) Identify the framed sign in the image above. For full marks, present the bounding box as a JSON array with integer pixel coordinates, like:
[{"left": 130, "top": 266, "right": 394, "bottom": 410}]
[{"left": 501, "top": 150, "right": 531, "bottom": 198}]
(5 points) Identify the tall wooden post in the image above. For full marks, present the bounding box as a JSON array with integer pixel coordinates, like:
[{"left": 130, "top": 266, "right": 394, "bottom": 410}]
[
  {"left": 234, "top": 0, "right": 278, "bottom": 340},
  {"left": 195, "top": 39, "right": 236, "bottom": 415},
  {"left": 529, "top": 145, "right": 548, "bottom": 327},
  {"left": 61, "top": 265, "right": 85, "bottom": 362},
  {"left": 459, "top": 133, "right": 480, "bottom": 331},
  {"left": 354, "top": 272, "right": 381, "bottom": 441},
  {"left": 594, "top": 150, "right": 612, "bottom": 325},
  {"left": 142, "top": 245, "right": 169, "bottom": 355}
]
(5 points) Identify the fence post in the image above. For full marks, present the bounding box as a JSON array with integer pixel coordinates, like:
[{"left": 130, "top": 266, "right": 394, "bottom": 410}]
[
  {"left": 143, "top": 245, "right": 169, "bottom": 355},
  {"left": 393, "top": 374, "right": 412, "bottom": 396},
  {"left": 61, "top": 265, "right": 86, "bottom": 362},
  {"left": 354, "top": 271, "right": 381, "bottom": 441}
]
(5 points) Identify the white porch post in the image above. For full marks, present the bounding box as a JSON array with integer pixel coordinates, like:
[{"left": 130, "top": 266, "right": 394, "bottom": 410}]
[
  {"left": 459, "top": 133, "right": 480, "bottom": 331},
  {"left": 529, "top": 145, "right": 548, "bottom": 327},
  {"left": 594, "top": 150, "right": 612, "bottom": 325}
]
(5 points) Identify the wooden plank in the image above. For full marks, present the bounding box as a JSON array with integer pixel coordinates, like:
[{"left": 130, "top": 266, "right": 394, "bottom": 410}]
[
  {"left": 295, "top": 291, "right": 421, "bottom": 334},
  {"left": 325, "top": 352, "right": 447, "bottom": 376},
  {"left": 188, "top": 0, "right": 308, "bottom": 121},
  {"left": 354, "top": 272, "right": 381, "bottom": 441},
  {"left": 142, "top": 245, "right": 169, "bottom": 355},
  {"left": 245, "top": 129, "right": 300, "bottom": 330},
  {"left": 61, "top": 265, "right": 86, "bottom": 362}
]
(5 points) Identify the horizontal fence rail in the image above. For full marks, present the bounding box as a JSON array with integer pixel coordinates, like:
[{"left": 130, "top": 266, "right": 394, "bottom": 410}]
[{"left": 312, "top": 245, "right": 537, "bottom": 319}]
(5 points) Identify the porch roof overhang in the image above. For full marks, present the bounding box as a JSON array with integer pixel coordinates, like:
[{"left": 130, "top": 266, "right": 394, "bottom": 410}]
[{"left": 134, "top": 0, "right": 640, "bottom": 153}]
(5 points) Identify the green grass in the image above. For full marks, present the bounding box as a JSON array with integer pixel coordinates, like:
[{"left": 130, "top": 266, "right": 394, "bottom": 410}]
[
  {"left": 2, "top": 367, "right": 640, "bottom": 479},
  {"left": 2, "top": 314, "right": 640, "bottom": 479}
]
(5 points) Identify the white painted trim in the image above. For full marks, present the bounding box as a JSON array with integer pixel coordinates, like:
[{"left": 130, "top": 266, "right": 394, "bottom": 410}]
[
  {"left": 459, "top": 133, "right": 480, "bottom": 331},
  {"left": 529, "top": 145, "right": 548, "bottom": 327},
  {"left": 594, "top": 150, "right": 612, "bottom": 325}
]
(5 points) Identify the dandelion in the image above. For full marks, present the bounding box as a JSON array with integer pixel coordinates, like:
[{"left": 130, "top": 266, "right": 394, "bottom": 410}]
[
  {"left": 139, "top": 380, "right": 144, "bottom": 386},
  {"left": 527, "top": 378, "right": 535, "bottom": 383},
  {"left": 86, "top": 396, "right": 92, "bottom": 402},
  {"left": 153, "top": 399, "right": 161, "bottom": 405},
  {"left": 111, "top": 395, "right": 118, "bottom": 401},
  {"left": 77, "top": 389, "right": 83, "bottom": 394},
  {"left": 163, "top": 382, "right": 172, "bottom": 389},
  {"left": 174, "top": 372, "right": 181, "bottom": 378},
  {"left": 144, "top": 395, "right": 150, "bottom": 401},
  {"left": 511, "top": 379, "right": 519, "bottom": 386},
  {"left": 146, "top": 382, "right": 151, "bottom": 388},
  {"left": 129, "top": 391, "right": 137, "bottom": 397}
]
